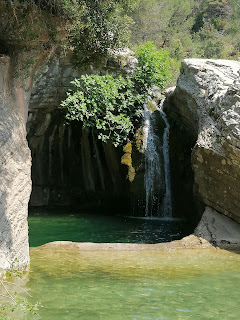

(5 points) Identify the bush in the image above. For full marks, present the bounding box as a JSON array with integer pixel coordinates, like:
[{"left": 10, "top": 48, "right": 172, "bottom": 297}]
[
  {"left": 62, "top": 42, "right": 172, "bottom": 147},
  {"left": 61, "top": 75, "right": 145, "bottom": 147},
  {"left": 134, "top": 41, "right": 172, "bottom": 94}
]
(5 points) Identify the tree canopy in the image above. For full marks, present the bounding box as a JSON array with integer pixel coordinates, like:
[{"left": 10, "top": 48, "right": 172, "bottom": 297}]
[{"left": 0, "top": 0, "right": 136, "bottom": 64}]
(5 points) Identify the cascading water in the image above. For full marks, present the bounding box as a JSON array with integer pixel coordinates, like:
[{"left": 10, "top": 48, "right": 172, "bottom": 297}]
[
  {"left": 158, "top": 103, "right": 172, "bottom": 218},
  {"left": 143, "top": 100, "right": 172, "bottom": 218}
]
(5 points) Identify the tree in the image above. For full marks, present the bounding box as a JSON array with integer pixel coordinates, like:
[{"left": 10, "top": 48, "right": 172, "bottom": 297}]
[
  {"left": 1, "top": 0, "right": 136, "bottom": 65},
  {"left": 61, "top": 74, "right": 145, "bottom": 147},
  {"left": 61, "top": 42, "right": 172, "bottom": 147}
]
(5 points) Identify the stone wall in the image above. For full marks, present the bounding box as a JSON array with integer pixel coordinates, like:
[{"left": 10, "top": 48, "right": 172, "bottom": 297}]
[
  {"left": 0, "top": 56, "right": 31, "bottom": 268},
  {"left": 167, "top": 59, "right": 240, "bottom": 223}
]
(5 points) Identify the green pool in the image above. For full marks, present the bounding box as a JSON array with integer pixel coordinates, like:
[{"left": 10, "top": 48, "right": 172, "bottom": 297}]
[
  {"left": 24, "top": 211, "right": 240, "bottom": 319},
  {"left": 22, "top": 247, "right": 240, "bottom": 320},
  {"left": 28, "top": 211, "right": 194, "bottom": 246}
]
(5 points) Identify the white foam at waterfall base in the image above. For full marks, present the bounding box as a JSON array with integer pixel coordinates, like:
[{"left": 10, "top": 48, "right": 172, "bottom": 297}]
[{"left": 143, "top": 101, "right": 172, "bottom": 217}]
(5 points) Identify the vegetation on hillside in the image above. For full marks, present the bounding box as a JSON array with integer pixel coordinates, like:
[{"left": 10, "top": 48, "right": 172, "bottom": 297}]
[
  {"left": 2, "top": 0, "right": 239, "bottom": 68},
  {"left": 0, "top": 0, "right": 136, "bottom": 65},
  {"left": 130, "top": 0, "right": 240, "bottom": 61}
]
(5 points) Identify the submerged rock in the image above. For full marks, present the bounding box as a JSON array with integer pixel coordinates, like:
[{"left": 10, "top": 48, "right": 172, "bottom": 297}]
[{"left": 167, "top": 58, "right": 240, "bottom": 224}]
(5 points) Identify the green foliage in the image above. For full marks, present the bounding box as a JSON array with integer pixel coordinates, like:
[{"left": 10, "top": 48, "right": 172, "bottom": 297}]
[
  {"left": 1, "top": 0, "right": 136, "bottom": 66},
  {"left": 62, "top": 42, "right": 172, "bottom": 147},
  {"left": 61, "top": 74, "right": 145, "bottom": 146},
  {"left": 168, "top": 38, "right": 185, "bottom": 61},
  {"left": 130, "top": 0, "right": 240, "bottom": 62},
  {"left": 0, "top": 298, "right": 40, "bottom": 320},
  {"left": 0, "top": 268, "right": 40, "bottom": 320},
  {"left": 67, "top": 0, "right": 135, "bottom": 65},
  {"left": 134, "top": 41, "right": 171, "bottom": 93},
  {"left": 192, "top": 12, "right": 204, "bottom": 33}
]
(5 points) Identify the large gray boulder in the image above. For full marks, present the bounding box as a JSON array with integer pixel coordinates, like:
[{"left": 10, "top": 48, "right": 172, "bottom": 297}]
[
  {"left": 0, "top": 56, "right": 31, "bottom": 269},
  {"left": 168, "top": 59, "right": 240, "bottom": 223},
  {"left": 194, "top": 207, "right": 240, "bottom": 248}
]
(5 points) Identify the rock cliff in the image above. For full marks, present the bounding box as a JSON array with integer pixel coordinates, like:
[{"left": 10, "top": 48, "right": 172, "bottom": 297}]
[
  {"left": 167, "top": 59, "right": 240, "bottom": 223},
  {"left": 0, "top": 56, "right": 31, "bottom": 268},
  {"left": 27, "top": 51, "right": 137, "bottom": 209}
]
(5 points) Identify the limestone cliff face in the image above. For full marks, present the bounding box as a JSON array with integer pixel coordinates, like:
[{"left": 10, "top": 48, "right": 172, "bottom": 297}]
[
  {"left": 167, "top": 59, "right": 240, "bottom": 223},
  {"left": 27, "top": 52, "right": 136, "bottom": 209},
  {"left": 0, "top": 56, "right": 31, "bottom": 268}
]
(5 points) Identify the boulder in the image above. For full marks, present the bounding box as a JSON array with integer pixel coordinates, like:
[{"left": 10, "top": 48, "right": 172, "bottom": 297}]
[
  {"left": 168, "top": 59, "right": 240, "bottom": 223},
  {"left": 194, "top": 207, "right": 240, "bottom": 249}
]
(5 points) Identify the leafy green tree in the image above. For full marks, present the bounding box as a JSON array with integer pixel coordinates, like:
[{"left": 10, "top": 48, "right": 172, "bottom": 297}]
[
  {"left": 61, "top": 74, "right": 145, "bottom": 146},
  {"left": 62, "top": 42, "right": 172, "bottom": 147},
  {"left": 68, "top": 0, "right": 135, "bottom": 65},
  {"left": 168, "top": 38, "right": 185, "bottom": 61},
  {"left": 134, "top": 41, "right": 171, "bottom": 93},
  {"left": 1, "top": 0, "right": 136, "bottom": 65},
  {"left": 192, "top": 12, "right": 204, "bottom": 33},
  {"left": 130, "top": 0, "right": 171, "bottom": 45}
]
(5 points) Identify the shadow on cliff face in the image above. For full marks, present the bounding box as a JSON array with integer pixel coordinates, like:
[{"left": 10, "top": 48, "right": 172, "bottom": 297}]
[
  {"left": 27, "top": 109, "right": 131, "bottom": 213},
  {"left": 165, "top": 106, "right": 201, "bottom": 225},
  {"left": 193, "top": 207, "right": 240, "bottom": 253}
]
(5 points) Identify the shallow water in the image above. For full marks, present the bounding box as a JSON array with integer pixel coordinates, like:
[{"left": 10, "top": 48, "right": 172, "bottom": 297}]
[
  {"left": 28, "top": 212, "right": 193, "bottom": 246},
  {"left": 23, "top": 248, "right": 240, "bottom": 320}
]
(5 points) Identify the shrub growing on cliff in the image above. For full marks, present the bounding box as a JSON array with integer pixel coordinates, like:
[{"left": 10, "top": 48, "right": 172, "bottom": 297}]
[
  {"left": 134, "top": 41, "right": 172, "bottom": 94},
  {"left": 61, "top": 74, "right": 145, "bottom": 146},
  {"left": 62, "top": 42, "right": 172, "bottom": 146}
]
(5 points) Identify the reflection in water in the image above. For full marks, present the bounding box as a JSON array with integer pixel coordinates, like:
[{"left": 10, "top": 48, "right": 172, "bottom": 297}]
[{"left": 28, "top": 212, "right": 193, "bottom": 247}]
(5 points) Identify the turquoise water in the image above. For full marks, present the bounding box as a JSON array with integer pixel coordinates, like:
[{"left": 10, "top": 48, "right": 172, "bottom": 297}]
[
  {"left": 24, "top": 248, "right": 240, "bottom": 320},
  {"left": 28, "top": 211, "right": 193, "bottom": 247},
  {"left": 25, "top": 211, "right": 240, "bottom": 320}
]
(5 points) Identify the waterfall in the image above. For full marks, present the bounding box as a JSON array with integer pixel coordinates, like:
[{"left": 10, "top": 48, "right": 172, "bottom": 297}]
[
  {"left": 143, "top": 100, "right": 172, "bottom": 218},
  {"left": 158, "top": 103, "right": 172, "bottom": 218}
]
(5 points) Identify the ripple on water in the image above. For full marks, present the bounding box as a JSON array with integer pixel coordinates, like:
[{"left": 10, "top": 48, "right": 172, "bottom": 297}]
[{"left": 11, "top": 247, "right": 238, "bottom": 320}]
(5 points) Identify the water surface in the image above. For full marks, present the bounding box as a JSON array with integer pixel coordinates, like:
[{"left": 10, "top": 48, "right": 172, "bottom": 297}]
[
  {"left": 25, "top": 248, "right": 240, "bottom": 320},
  {"left": 28, "top": 211, "right": 193, "bottom": 246}
]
